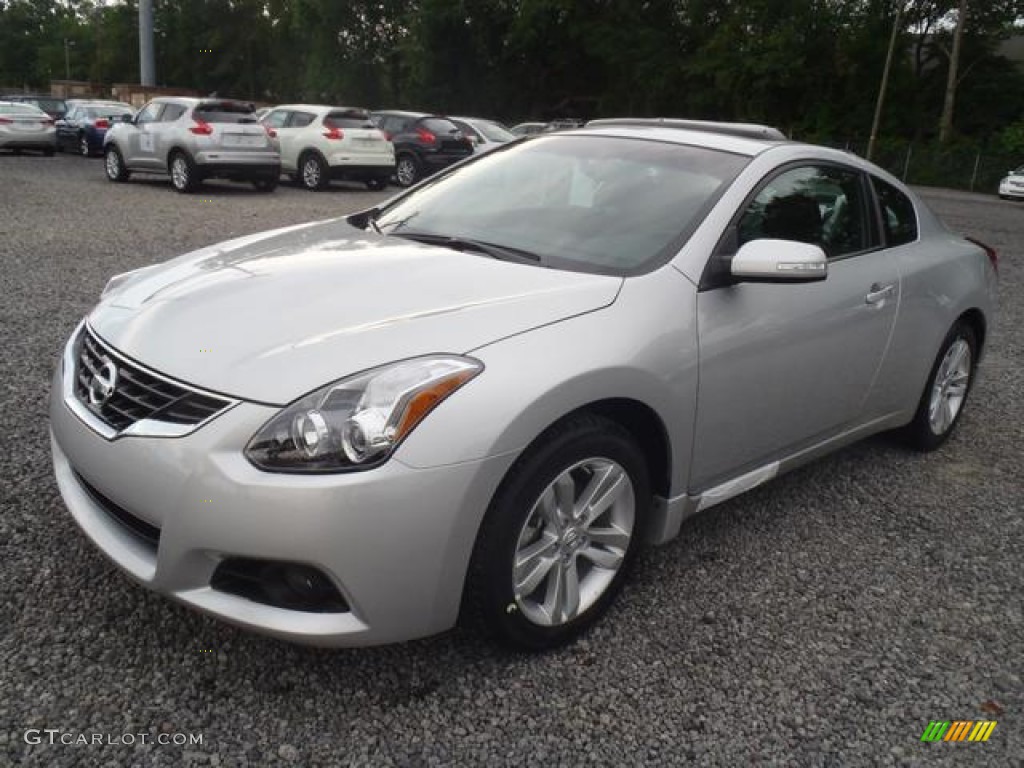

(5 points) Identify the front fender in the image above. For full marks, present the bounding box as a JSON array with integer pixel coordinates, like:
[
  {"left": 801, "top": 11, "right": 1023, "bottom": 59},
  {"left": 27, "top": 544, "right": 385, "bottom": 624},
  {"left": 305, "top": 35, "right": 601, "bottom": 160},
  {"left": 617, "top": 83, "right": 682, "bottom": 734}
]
[{"left": 395, "top": 266, "right": 700, "bottom": 496}]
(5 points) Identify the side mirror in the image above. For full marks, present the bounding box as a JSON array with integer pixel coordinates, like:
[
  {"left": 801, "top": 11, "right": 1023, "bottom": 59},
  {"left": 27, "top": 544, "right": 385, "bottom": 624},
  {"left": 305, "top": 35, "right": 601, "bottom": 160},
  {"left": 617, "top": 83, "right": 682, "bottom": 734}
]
[{"left": 731, "top": 239, "right": 827, "bottom": 283}]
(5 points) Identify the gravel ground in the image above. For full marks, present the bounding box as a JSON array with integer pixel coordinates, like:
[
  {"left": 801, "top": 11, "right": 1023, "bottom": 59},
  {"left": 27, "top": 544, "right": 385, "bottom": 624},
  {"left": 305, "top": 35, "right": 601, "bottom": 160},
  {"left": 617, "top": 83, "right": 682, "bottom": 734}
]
[{"left": 0, "top": 154, "right": 1021, "bottom": 767}]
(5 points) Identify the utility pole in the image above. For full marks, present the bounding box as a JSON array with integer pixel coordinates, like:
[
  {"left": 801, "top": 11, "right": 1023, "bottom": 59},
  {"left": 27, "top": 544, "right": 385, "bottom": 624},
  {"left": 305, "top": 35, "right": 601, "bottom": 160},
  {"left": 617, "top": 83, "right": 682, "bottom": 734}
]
[
  {"left": 939, "top": 0, "right": 968, "bottom": 143},
  {"left": 63, "top": 38, "right": 72, "bottom": 80},
  {"left": 867, "top": 5, "right": 903, "bottom": 161},
  {"left": 139, "top": 0, "right": 156, "bottom": 86}
]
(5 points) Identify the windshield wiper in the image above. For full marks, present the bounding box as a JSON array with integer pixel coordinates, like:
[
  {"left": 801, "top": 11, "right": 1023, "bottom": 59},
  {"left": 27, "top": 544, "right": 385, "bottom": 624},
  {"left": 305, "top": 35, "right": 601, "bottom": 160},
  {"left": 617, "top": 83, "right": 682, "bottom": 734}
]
[{"left": 393, "top": 231, "right": 542, "bottom": 264}]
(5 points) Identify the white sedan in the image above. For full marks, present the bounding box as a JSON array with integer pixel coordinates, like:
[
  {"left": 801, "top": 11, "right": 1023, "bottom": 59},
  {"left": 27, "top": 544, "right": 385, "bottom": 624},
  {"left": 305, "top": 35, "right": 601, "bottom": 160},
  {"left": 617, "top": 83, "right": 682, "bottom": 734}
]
[{"left": 0, "top": 101, "right": 56, "bottom": 155}]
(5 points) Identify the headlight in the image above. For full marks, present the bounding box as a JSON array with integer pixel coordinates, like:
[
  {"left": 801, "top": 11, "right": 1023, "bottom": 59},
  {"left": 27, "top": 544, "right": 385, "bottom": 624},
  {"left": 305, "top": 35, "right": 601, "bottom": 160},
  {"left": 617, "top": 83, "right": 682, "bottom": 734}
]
[{"left": 245, "top": 356, "right": 482, "bottom": 473}]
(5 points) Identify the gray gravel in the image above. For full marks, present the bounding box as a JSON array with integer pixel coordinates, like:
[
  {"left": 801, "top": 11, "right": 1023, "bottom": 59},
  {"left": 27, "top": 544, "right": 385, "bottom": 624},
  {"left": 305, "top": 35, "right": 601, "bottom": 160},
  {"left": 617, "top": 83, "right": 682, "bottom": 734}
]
[{"left": 1, "top": 155, "right": 1021, "bottom": 767}]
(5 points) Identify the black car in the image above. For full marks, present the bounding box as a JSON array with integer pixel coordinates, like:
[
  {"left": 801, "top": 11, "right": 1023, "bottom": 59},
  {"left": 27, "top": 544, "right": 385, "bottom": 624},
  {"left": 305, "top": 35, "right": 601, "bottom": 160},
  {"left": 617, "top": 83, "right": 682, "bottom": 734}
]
[
  {"left": 370, "top": 110, "right": 473, "bottom": 187},
  {"left": 56, "top": 100, "right": 134, "bottom": 157},
  {"left": 2, "top": 94, "right": 67, "bottom": 120}
]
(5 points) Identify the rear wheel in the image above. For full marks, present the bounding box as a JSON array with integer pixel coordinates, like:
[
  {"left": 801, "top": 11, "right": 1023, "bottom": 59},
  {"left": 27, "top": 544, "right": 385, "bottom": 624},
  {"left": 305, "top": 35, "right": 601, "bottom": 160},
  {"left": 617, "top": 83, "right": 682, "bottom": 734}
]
[
  {"left": 463, "top": 414, "right": 650, "bottom": 650},
  {"left": 104, "top": 146, "right": 129, "bottom": 181},
  {"left": 395, "top": 154, "right": 419, "bottom": 187},
  {"left": 169, "top": 151, "right": 199, "bottom": 193},
  {"left": 79, "top": 134, "right": 92, "bottom": 157},
  {"left": 299, "top": 152, "right": 328, "bottom": 191},
  {"left": 902, "top": 322, "right": 978, "bottom": 451}
]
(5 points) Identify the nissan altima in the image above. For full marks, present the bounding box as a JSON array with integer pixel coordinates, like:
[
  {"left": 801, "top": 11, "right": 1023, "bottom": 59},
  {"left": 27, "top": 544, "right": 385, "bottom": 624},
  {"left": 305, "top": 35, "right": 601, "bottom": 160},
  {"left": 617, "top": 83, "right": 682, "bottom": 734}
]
[{"left": 50, "top": 118, "right": 998, "bottom": 650}]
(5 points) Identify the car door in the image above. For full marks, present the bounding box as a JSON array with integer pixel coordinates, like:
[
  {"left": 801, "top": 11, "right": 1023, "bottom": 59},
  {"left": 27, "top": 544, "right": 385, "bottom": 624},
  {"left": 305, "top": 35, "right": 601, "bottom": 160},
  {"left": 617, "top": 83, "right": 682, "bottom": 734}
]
[
  {"left": 125, "top": 101, "right": 164, "bottom": 168},
  {"left": 690, "top": 162, "right": 900, "bottom": 491},
  {"left": 262, "top": 109, "right": 294, "bottom": 169},
  {"left": 151, "top": 102, "right": 186, "bottom": 167},
  {"left": 284, "top": 110, "right": 316, "bottom": 170},
  {"left": 55, "top": 106, "right": 74, "bottom": 150}
]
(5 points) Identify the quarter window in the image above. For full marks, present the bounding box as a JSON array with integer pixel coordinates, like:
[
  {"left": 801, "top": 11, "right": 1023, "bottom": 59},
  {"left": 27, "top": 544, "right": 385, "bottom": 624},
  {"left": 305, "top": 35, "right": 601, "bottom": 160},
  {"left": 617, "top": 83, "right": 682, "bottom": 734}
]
[
  {"left": 871, "top": 177, "right": 918, "bottom": 246},
  {"left": 738, "top": 165, "right": 870, "bottom": 259}
]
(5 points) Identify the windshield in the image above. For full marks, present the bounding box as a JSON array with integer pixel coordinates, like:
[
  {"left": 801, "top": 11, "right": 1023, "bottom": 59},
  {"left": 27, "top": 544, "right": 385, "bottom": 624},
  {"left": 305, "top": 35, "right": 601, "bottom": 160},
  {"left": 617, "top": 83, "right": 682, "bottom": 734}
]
[
  {"left": 86, "top": 105, "right": 132, "bottom": 118},
  {"left": 193, "top": 102, "right": 256, "bottom": 123},
  {"left": 374, "top": 134, "right": 748, "bottom": 275},
  {"left": 473, "top": 120, "right": 515, "bottom": 142},
  {"left": 0, "top": 104, "right": 47, "bottom": 116}
]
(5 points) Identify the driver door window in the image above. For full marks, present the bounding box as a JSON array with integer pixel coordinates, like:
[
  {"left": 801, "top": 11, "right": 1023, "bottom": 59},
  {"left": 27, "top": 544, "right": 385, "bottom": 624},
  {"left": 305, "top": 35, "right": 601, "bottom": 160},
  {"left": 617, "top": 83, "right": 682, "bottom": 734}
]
[
  {"left": 738, "top": 165, "right": 871, "bottom": 259},
  {"left": 134, "top": 102, "right": 162, "bottom": 125}
]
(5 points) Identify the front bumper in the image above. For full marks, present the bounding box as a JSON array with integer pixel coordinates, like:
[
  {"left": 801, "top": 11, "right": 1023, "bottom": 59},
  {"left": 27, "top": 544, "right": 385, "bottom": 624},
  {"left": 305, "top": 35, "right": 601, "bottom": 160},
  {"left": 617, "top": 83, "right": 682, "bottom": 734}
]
[{"left": 49, "top": 337, "right": 513, "bottom": 646}]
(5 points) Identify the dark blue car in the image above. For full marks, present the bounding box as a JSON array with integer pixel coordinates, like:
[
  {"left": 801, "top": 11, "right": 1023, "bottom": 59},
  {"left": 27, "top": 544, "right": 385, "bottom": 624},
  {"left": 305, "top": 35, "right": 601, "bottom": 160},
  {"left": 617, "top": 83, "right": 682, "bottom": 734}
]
[{"left": 56, "top": 101, "right": 134, "bottom": 157}]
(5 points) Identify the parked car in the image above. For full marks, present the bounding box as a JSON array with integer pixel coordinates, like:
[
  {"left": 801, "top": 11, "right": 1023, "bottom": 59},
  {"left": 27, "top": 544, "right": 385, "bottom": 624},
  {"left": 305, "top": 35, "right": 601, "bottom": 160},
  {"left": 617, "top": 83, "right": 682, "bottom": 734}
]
[
  {"left": 102, "top": 97, "right": 280, "bottom": 193},
  {"left": 3, "top": 93, "right": 67, "bottom": 119},
  {"left": 50, "top": 119, "right": 997, "bottom": 650},
  {"left": 997, "top": 166, "right": 1024, "bottom": 200},
  {"left": 56, "top": 100, "right": 134, "bottom": 157},
  {"left": 509, "top": 122, "right": 548, "bottom": 137},
  {"left": 0, "top": 101, "right": 56, "bottom": 155},
  {"left": 370, "top": 110, "right": 473, "bottom": 187},
  {"left": 261, "top": 104, "right": 394, "bottom": 190},
  {"left": 449, "top": 116, "right": 516, "bottom": 155}
]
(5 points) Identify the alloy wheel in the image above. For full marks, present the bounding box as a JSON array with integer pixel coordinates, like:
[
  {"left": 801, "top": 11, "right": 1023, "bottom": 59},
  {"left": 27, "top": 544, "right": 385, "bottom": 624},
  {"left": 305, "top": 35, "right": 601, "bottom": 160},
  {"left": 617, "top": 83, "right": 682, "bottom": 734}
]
[
  {"left": 105, "top": 150, "right": 120, "bottom": 179},
  {"left": 302, "top": 157, "right": 321, "bottom": 189},
  {"left": 396, "top": 157, "right": 416, "bottom": 187},
  {"left": 80, "top": 135, "right": 90, "bottom": 157},
  {"left": 928, "top": 338, "right": 971, "bottom": 435},
  {"left": 171, "top": 156, "right": 189, "bottom": 190},
  {"left": 512, "top": 457, "right": 635, "bottom": 627}
]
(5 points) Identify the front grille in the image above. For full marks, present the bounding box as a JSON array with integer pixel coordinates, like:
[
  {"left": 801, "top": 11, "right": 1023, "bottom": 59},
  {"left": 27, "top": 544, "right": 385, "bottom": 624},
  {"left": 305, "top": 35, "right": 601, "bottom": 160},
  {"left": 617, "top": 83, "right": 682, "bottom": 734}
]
[
  {"left": 74, "top": 327, "right": 231, "bottom": 434},
  {"left": 74, "top": 471, "right": 161, "bottom": 550}
]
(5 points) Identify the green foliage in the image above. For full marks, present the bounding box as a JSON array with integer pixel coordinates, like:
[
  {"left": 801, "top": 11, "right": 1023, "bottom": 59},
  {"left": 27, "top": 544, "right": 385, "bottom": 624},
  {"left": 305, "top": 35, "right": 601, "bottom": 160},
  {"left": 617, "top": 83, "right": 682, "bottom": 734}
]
[{"left": 0, "top": 0, "right": 1021, "bottom": 150}]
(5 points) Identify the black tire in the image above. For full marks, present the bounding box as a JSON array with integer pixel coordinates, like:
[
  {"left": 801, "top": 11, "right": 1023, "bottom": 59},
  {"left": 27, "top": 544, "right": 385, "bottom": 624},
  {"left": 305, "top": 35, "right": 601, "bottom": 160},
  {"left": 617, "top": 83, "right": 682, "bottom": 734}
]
[
  {"left": 462, "top": 414, "right": 651, "bottom": 651},
  {"left": 104, "top": 145, "right": 130, "bottom": 181},
  {"left": 395, "top": 154, "right": 420, "bottom": 188},
  {"left": 299, "top": 151, "right": 329, "bottom": 191},
  {"left": 366, "top": 177, "right": 387, "bottom": 191},
  {"left": 79, "top": 133, "right": 93, "bottom": 157},
  {"left": 42, "top": 148, "right": 54, "bottom": 157},
  {"left": 252, "top": 177, "right": 278, "bottom": 193},
  {"left": 169, "top": 151, "right": 199, "bottom": 193},
  {"left": 901, "top": 322, "right": 978, "bottom": 452}
]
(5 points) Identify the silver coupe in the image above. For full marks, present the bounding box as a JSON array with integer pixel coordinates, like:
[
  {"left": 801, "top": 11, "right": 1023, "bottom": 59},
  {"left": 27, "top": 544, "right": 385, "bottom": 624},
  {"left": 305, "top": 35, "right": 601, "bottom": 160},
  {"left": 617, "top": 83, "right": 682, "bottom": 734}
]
[{"left": 50, "top": 119, "right": 998, "bottom": 649}]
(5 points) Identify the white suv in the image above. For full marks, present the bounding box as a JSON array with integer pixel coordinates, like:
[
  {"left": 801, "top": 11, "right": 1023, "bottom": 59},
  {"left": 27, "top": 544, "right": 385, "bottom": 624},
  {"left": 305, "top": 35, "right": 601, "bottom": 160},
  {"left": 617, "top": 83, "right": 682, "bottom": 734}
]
[{"left": 262, "top": 105, "right": 394, "bottom": 191}]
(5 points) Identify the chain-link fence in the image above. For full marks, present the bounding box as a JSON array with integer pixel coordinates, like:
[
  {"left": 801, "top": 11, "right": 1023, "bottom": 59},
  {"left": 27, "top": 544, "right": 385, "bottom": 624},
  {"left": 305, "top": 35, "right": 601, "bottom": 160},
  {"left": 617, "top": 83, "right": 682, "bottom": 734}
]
[{"left": 825, "top": 139, "right": 1019, "bottom": 194}]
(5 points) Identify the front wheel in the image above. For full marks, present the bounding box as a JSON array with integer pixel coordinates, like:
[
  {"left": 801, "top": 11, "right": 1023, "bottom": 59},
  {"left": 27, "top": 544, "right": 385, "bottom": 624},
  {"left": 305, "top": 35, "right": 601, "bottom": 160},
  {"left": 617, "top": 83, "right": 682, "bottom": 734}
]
[
  {"left": 901, "top": 322, "right": 978, "bottom": 451},
  {"left": 463, "top": 414, "right": 650, "bottom": 650},
  {"left": 104, "top": 146, "right": 129, "bottom": 181}
]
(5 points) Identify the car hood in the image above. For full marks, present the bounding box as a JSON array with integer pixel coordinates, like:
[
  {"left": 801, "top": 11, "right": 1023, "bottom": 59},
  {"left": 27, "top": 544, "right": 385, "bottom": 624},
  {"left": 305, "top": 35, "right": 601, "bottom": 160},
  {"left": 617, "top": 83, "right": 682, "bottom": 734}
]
[{"left": 89, "top": 218, "right": 621, "bottom": 404}]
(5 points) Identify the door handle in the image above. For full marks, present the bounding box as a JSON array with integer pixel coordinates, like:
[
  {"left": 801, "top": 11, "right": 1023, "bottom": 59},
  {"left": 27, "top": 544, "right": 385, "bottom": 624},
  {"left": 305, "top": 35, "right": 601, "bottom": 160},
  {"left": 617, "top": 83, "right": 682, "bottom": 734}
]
[{"left": 865, "top": 283, "right": 896, "bottom": 305}]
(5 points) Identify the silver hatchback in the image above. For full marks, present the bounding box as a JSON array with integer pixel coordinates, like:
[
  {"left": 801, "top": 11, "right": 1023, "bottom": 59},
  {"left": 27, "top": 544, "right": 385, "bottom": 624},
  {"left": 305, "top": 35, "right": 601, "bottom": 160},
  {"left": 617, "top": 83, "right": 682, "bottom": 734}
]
[{"left": 102, "top": 97, "right": 281, "bottom": 193}]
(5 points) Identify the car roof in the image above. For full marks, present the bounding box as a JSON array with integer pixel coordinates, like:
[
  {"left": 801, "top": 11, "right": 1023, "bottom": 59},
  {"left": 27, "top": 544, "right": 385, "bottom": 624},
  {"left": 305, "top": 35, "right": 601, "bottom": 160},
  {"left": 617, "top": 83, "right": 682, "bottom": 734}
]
[
  {"left": 372, "top": 110, "right": 435, "bottom": 119},
  {"left": 269, "top": 104, "right": 370, "bottom": 113},
  {"left": 574, "top": 121, "right": 786, "bottom": 157}
]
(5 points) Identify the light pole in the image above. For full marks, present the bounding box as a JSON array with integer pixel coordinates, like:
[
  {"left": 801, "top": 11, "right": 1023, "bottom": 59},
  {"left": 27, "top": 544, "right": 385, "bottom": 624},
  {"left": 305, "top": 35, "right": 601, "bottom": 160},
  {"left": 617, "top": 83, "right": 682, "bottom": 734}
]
[
  {"left": 63, "top": 38, "right": 74, "bottom": 80},
  {"left": 867, "top": 5, "right": 903, "bottom": 162}
]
